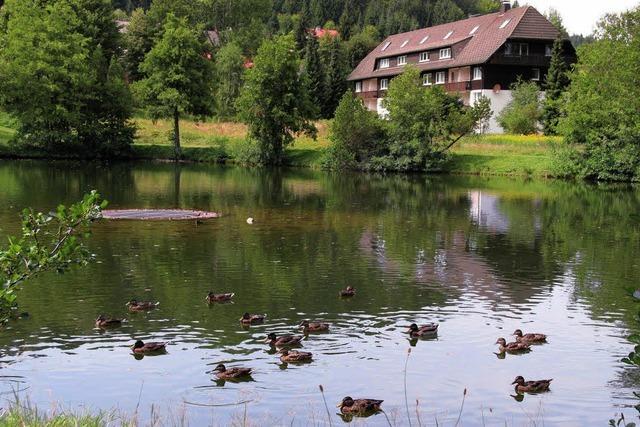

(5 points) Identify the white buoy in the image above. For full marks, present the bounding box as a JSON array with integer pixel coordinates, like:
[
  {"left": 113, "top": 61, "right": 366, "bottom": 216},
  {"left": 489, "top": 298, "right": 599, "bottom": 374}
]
[{"left": 246, "top": 217, "right": 254, "bottom": 224}]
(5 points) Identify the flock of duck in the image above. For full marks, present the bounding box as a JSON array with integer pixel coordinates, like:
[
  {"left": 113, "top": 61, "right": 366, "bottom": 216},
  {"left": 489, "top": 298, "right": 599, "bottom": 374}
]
[{"left": 95, "top": 287, "right": 552, "bottom": 417}]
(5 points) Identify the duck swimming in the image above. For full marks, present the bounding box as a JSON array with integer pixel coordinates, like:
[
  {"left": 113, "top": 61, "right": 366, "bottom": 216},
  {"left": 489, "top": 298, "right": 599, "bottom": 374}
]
[
  {"left": 407, "top": 323, "right": 439, "bottom": 338},
  {"left": 279, "top": 349, "right": 313, "bottom": 362},
  {"left": 126, "top": 300, "right": 159, "bottom": 312},
  {"left": 512, "top": 376, "right": 552, "bottom": 393},
  {"left": 337, "top": 397, "right": 384, "bottom": 415},
  {"left": 264, "top": 332, "right": 303, "bottom": 347},
  {"left": 239, "top": 312, "right": 266, "bottom": 325},
  {"left": 213, "top": 364, "right": 252, "bottom": 380},
  {"left": 495, "top": 338, "right": 531, "bottom": 354},
  {"left": 299, "top": 320, "right": 330, "bottom": 333},
  {"left": 131, "top": 340, "right": 166, "bottom": 354},
  {"left": 340, "top": 287, "right": 356, "bottom": 297},
  {"left": 95, "top": 315, "right": 122, "bottom": 328},
  {"left": 513, "top": 329, "right": 547, "bottom": 344},
  {"left": 206, "top": 291, "right": 235, "bottom": 303}
]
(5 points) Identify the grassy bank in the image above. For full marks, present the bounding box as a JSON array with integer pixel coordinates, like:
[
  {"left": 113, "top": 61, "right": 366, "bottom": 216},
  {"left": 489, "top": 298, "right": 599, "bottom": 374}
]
[{"left": 0, "top": 115, "right": 557, "bottom": 177}]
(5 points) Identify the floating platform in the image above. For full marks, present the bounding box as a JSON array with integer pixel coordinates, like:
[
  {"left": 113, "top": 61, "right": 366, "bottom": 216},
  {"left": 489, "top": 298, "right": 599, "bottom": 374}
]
[{"left": 101, "top": 209, "right": 220, "bottom": 221}]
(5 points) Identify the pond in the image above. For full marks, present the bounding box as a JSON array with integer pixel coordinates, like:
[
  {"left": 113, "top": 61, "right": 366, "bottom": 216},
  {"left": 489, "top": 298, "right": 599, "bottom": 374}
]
[{"left": 0, "top": 160, "right": 638, "bottom": 426}]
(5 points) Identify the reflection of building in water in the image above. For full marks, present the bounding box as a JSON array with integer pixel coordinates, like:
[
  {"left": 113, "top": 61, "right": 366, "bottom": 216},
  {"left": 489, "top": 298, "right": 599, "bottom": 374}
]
[{"left": 468, "top": 191, "right": 511, "bottom": 234}]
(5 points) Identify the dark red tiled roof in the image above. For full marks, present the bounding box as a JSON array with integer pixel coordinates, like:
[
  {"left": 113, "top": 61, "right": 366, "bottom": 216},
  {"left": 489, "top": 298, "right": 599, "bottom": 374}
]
[
  {"left": 312, "top": 27, "right": 340, "bottom": 38},
  {"left": 348, "top": 6, "right": 559, "bottom": 81}
]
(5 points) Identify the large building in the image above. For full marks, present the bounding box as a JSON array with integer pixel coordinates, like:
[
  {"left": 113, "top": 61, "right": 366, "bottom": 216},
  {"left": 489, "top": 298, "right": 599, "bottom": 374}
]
[{"left": 347, "top": 1, "right": 576, "bottom": 133}]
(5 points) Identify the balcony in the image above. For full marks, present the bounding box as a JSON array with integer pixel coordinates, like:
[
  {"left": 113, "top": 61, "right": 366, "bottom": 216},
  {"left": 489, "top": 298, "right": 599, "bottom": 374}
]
[
  {"left": 355, "top": 90, "right": 386, "bottom": 99},
  {"left": 444, "top": 80, "right": 483, "bottom": 92},
  {"left": 491, "top": 54, "right": 551, "bottom": 67}
]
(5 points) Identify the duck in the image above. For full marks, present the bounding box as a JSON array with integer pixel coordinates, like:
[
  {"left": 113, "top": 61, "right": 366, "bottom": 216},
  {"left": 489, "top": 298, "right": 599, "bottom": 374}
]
[
  {"left": 340, "top": 286, "right": 356, "bottom": 297},
  {"left": 131, "top": 340, "right": 166, "bottom": 354},
  {"left": 337, "top": 397, "right": 384, "bottom": 415},
  {"left": 206, "top": 291, "right": 235, "bottom": 303},
  {"left": 495, "top": 338, "right": 531, "bottom": 353},
  {"left": 239, "top": 312, "right": 266, "bottom": 325},
  {"left": 512, "top": 376, "right": 553, "bottom": 393},
  {"left": 407, "top": 323, "right": 438, "bottom": 338},
  {"left": 264, "top": 332, "right": 303, "bottom": 347},
  {"left": 279, "top": 349, "right": 313, "bottom": 363},
  {"left": 126, "top": 300, "right": 159, "bottom": 312},
  {"left": 213, "top": 364, "right": 252, "bottom": 380},
  {"left": 299, "top": 320, "right": 330, "bottom": 333},
  {"left": 95, "top": 315, "right": 123, "bottom": 328},
  {"left": 513, "top": 329, "right": 547, "bottom": 344}
]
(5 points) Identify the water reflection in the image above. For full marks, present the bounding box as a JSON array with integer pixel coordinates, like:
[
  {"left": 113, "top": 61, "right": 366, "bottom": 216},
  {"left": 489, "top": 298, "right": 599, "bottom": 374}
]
[{"left": 0, "top": 161, "right": 639, "bottom": 425}]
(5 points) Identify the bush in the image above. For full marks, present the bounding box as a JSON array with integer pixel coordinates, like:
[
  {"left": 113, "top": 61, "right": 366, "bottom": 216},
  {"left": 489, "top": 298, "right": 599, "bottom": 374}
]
[
  {"left": 230, "top": 138, "right": 263, "bottom": 165},
  {"left": 497, "top": 79, "right": 542, "bottom": 134}
]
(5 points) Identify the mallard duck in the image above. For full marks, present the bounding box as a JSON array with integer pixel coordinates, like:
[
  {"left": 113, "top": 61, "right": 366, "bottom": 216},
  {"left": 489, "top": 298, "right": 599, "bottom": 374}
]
[
  {"left": 495, "top": 338, "right": 531, "bottom": 353},
  {"left": 279, "top": 349, "right": 313, "bottom": 362},
  {"left": 264, "top": 332, "right": 303, "bottom": 347},
  {"left": 512, "top": 376, "right": 553, "bottom": 393},
  {"left": 95, "top": 315, "right": 123, "bottom": 328},
  {"left": 299, "top": 320, "right": 329, "bottom": 333},
  {"left": 206, "top": 291, "right": 235, "bottom": 303},
  {"left": 513, "top": 329, "right": 547, "bottom": 344},
  {"left": 131, "top": 340, "right": 166, "bottom": 354},
  {"left": 239, "top": 312, "right": 266, "bottom": 325},
  {"left": 407, "top": 323, "right": 438, "bottom": 337},
  {"left": 340, "top": 286, "right": 356, "bottom": 297},
  {"left": 213, "top": 364, "right": 252, "bottom": 380},
  {"left": 126, "top": 300, "right": 159, "bottom": 312},
  {"left": 337, "top": 397, "right": 383, "bottom": 415}
]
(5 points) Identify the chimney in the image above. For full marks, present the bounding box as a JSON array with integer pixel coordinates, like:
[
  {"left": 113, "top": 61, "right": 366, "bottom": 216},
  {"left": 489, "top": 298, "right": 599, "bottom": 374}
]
[{"left": 501, "top": 1, "right": 511, "bottom": 13}]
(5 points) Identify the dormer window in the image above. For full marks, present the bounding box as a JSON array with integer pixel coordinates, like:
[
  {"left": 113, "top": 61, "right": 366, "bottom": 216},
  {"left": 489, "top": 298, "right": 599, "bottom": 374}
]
[
  {"left": 400, "top": 40, "right": 409, "bottom": 48},
  {"left": 470, "top": 26, "right": 479, "bottom": 35},
  {"left": 444, "top": 30, "right": 454, "bottom": 39},
  {"left": 419, "top": 52, "right": 429, "bottom": 62},
  {"left": 381, "top": 41, "right": 391, "bottom": 51},
  {"left": 397, "top": 55, "right": 407, "bottom": 66},
  {"left": 420, "top": 35, "right": 429, "bottom": 44},
  {"left": 439, "top": 48, "right": 451, "bottom": 59},
  {"left": 379, "top": 58, "right": 390, "bottom": 69},
  {"left": 499, "top": 19, "right": 511, "bottom": 29}
]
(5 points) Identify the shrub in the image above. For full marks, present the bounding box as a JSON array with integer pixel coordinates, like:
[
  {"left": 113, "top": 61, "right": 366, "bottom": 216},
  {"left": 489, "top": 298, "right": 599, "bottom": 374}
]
[{"left": 497, "top": 79, "right": 542, "bottom": 135}]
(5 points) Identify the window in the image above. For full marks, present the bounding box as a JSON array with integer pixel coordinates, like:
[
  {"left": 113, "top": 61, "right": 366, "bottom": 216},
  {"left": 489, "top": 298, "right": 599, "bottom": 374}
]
[
  {"left": 419, "top": 52, "right": 429, "bottom": 62},
  {"left": 401, "top": 40, "right": 409, "bottom": 48},
  {"left": 444, "top": 30, "right": 454, "bottom": 39},
  {"left": 423, "top": 74, "right": 432, "bottom": 86},
  {"left": 355, "top": 81, "right": 362, "bottom": 93},
  {"left": 380, "top": 78, "right": 389, "bottom": 90},
  {"left": 505, "top": 42, "right": 528, "bottom": 56},
  {"left": 397, "top": 55, "right": 407, "bottom": 66},
  {"left": 545, "top": 44, "right": 553, "bottom": 57},
  {"left": 381, "top": 41, "right": 391, "bottom": 51},
  {"left": 499, "top": 19, "right": 511, "bottom": 29},
  {"left": 439, "top": 48, "right": 451, "bottom": 59},
  {"left": 472, "top": 91, "right": 483, "bottom": 105},
  {"left": 531, "top": 68, "right": 540, "bottom": 81},
  {"left": 469, "top": 25, "right": 479, "bottom": 35},
  {"left": 379, "top": 58, "right": 390, "bottom": 69},
  {"left": 435, "top": 71, "right": 446, "bottom": 84},
  {"left": 420, "top": 35, "right": 429, "bottom": 44},
  {"left": 473, "top": 67, "right": 482, "bottom": 80}
]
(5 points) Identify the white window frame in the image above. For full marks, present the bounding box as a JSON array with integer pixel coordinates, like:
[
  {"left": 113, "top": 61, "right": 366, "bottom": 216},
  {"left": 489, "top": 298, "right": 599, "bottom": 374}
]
[
  {"left": 379, "top": 58, "right": 390, "bottom": 69},
  {"left": 422, "top": 73, "right": 432, "bottom": 86},
  {"left": 531, "top": 68, "right": 540, "bottom": 81},
  {"left": 439, "top": 48, "right": 451, "bottom": 60},
  {"left": 380, "top": 78, "right": 389, "bottom": 90},
  {"left": 397, "top": 55, "right": 407, "bottom": 66},
  {"left": 499, "top": 19, "right": 511, "bottom": 29},
  {"left": 435, "top": 71, "right": 446, "bottom": 85},
  {"left": 545, "top": 44, "right": 553, "bottom": 57},
  {"left": 469, "top": 25, "right": 479, "bottom": 35},
  {"left": 419, "top": 52, "right": 429, "bottom": 62},
  {"left": 473, "top": 67, "right": 482, "bottom": 81},
  {"left": 420, "top": 35, "right": 429, "bottom": 44},
  {"left": 355, "top": 81, "right": 363, "bottom": 93}
]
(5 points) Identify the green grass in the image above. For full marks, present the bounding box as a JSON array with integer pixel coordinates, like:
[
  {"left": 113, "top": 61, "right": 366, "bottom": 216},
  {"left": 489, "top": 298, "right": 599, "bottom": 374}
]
[{"left": 0, "top": 113, "right": 558, "bottom": 177}]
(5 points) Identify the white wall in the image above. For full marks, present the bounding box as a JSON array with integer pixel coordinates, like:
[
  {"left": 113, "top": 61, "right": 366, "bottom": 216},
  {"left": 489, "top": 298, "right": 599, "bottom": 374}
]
[{"left": 471, "top": 89, "right": 512, "bottom": 134}]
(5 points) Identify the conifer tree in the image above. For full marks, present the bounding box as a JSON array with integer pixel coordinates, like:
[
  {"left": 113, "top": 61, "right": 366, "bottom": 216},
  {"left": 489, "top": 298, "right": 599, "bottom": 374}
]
[
  {"left": 542, "top": 37, "right": 570, "bottom": 135},
  {"left": 303, "top": 34, "right": 327, "bottom": 119}
]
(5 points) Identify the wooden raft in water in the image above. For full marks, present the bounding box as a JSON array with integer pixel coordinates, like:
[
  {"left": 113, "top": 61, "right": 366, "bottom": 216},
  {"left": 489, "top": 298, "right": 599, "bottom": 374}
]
[{"left": 101, "top": 209, "right": 220, "bottom": 221}]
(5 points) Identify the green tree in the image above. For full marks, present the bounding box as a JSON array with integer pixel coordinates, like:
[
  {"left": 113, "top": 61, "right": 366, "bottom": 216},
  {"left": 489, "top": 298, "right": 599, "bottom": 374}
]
[
  {"left": 213, "top": 41, "right": 245, "bottom": 119},
  {"left": 303, "top": 34, "right": 327, "bottom": 119},
  {"left": 0, "top": 191, "right": 105, "bottom": 322},
  {"left": 545, "top": 7, "right": 569, "bottom": 38},
  {"left": 123, "top": 8, "right": 153, "bottom": 81},
  {"left": 379, "top": 67, "right": 491, "bottom": 171},
  {"left": 556, "top": 6, "right": 640, "bottom": 181},
  {"left": 0, "top": 0, "right": 133, "bottom": 155},
  {"left": 497, "top": 79, "right": 542, "bottom": 134},
  {"left": 321, "top": 35, "right": 348, "bottom": 117},
  {"left": 346, "top": 25, "right": 379, "bottom": 69},
  {"left": 236, "top": 34, "right": 317, "bottom": 165},
  {"left": 542, "top": 37, "right": 570, "bottom": 135},
  {"left": 134, "top": 13, "right": 215, "bottom": 158}
]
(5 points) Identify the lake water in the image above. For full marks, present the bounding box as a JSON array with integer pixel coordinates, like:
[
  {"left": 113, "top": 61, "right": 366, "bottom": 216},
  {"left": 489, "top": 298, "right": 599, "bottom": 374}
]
[{"left": 0, "top": 160, "right": 638, "bottom": 426}]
